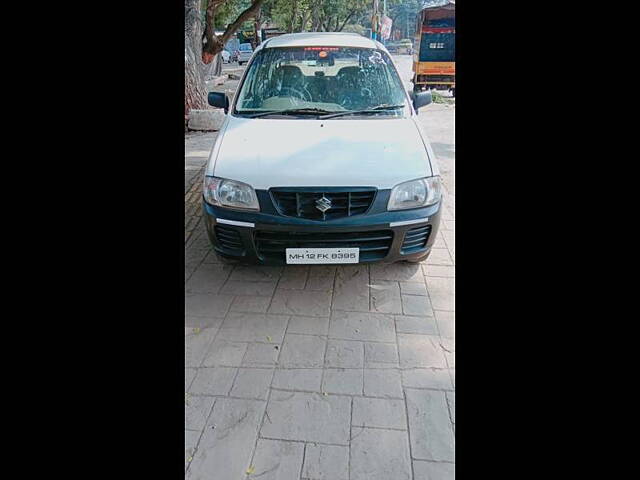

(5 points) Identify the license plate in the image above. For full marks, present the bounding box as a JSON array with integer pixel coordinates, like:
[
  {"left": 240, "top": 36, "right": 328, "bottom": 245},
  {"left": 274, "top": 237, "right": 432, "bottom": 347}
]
[{"left": 286, "top": 248, "right": 359, "bottom": 264}]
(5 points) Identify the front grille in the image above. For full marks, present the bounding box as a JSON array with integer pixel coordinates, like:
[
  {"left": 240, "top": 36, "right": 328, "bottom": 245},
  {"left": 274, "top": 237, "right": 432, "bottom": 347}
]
[
  {"left": 255, "top": 230, "right": 393, "bottom": 262},
  {"left": 270, "top": 188, "right": 376, "bottom": 221},
  {"left": 401, "top": 225, "right": 432, "bottom": 254},
  {"left": 214, "top": 225, "right": 245, "bottom": 254}
]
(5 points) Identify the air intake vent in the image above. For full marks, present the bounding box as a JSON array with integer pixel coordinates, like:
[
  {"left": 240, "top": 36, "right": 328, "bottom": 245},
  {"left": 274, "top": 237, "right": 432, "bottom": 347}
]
[
  {"left": 401, "top": 225, "right": 432, "bottom": 254},
  {"left": 214, "top": 225, "right": 245, "bottom": 254}
]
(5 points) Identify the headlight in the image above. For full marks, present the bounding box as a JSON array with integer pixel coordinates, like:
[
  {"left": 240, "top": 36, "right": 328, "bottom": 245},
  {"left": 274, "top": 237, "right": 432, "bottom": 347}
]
[
  {"left": 203, "top": 176, "right": 259, "bottom": 211},
  {"left": 388, "top": 177, "right": 442, "bottom": 211}
]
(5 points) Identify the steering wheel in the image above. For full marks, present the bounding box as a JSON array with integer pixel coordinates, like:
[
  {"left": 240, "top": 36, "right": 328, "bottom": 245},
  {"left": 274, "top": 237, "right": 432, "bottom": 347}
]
[{"left": 280, "top": 86, "right": 312, "bottom": 102}]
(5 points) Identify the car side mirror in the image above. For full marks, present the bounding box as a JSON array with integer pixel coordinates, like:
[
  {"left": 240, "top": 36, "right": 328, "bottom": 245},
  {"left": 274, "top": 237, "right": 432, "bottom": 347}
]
[
  {"left": 412, "top": 91, "right": 432, "bottom": 113},
  {"left": 208, "top": 92, "right": 229, "bottom": 113}
]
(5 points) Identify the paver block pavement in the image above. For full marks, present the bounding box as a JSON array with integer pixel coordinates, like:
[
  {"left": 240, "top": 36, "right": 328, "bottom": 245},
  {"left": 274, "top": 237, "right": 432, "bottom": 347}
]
[
  {"left": 185, "top": 328, "right": 218, "bottom": 367},
  {"left": 322, "top": 368, "right": 363, "bottom": 395},
  {"left": 229, "top": 295, "right": 272, "bottom": 313},
  {"left": 435, "top": 311, "right": 455, "bottom": 339},
  {"left": 249, "top": 438, "right": 304, "bottom": 480},
  {"left": 185, "top": 368, "right": 197, "bottom": 392},
  {"left": 186, "top": 398, "right": 265, "bottom": 480},
  {"left": 397, "top": 334, "right": 447, "bottom": 369},
  {"left": 184, "top": 395, "right": 215, "bottom": 432},
  {"left": 325, "top": 339, "right": 364, "bottom": 368},
  {"left": 287, "top": 315, "right": 330, "bottom": 336},
  {"left": 402, "top": 368, "right": 454, "bottom": 391},
  {"left": 446, "top": 391, "right": 455, "bottom": 426},
  {"left": 364, "top": 342, "right": 399, "bottom": 368},
  {"left": 189, "top": 367, "right": 237, "bottom": 396},
  {"left": 271, "top": 369, "right": 323, "bottom": 392},
  {"left": 413, "top": 460, "right": 455, "bottom": 480},
  {"left": 352, "top": 397, "right": 407, "bottom": 429},
  {"left": 279, "top": 334, "right": 326, "bottom": 368},
  {"left": 395, "top": 315, "right": 438, "bottom": 335},
  {"left": 332, "top": 266, "right": 369, "bottom": 312},
  {"left": 350, "top": 427, "right": 412, "bottom": 480},
  {"left": 261, "top": 391, "right": 351, "bottom": 445},
  {"left": 217, "top": 312, "right": 290, "bottom": 343},
  {"left": 363, "top": 369, "right": 403, "bottom": 398},
  {"left": 242, "top": 342, "right": 280, "bottom": 367},
  {"left": 302, "top": 444, "right": 349, "bottom": 480},
  {"left": 201, "top": 339, "right": 247, "bottom": 367},
  {"left": 400, "top": 281, "right": 428, "bottom": 296},
  {"left": 329, "top": 311, "right": 396, "bottom": 342},
  {"left": 230, "top": 368, "right": 274, "bottom": 400},
  {"left": 425, "top": 277, "right": 455, "bottom": 312},
  {"left": 185, "top": 430, "right": 200, "bottom": 471},
  {"left": 228, "top": 265, "right": 283, "bottom": 282},
  {"left": 268, "top": 289, "right": 332, "bottom": 317},
  {"left": 370, "top": 263, "right": 424, "bottom": 282},
  {"left": 185, "top": 293, "right": 234, "bottom": 318},
  {"left": 185, "top": 264, "right": 233, "bottom": 293},
  {"left": 219, "top": 280, "right": 277, "bottom": 296},
  {"left": 370, "top": 280, "right": 403, "bottom": 314},
  {"left": 405, "top": 389, "right": 455, "bottom": 462},
  {"left": 402, "top": 294, "right": 434, "bottom": 316}
]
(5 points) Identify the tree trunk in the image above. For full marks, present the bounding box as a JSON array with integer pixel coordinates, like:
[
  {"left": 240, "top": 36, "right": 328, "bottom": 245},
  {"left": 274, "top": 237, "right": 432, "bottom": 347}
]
[
  {"left": 338, "top": 10, "right": 356, "bottom": 32},
  {"left": 288, "top": 1, "right": 298, "bottom": 33},
  {"left": 185, "top": 0, "right": 208, "bottom": 121},
  {"left": 300, "top": 9, "right": 311, "bottom": 32},
  {"left": 312, "top": 4, "right": 321, "bottom": 31},
  {"left": 203, "top": 0, "right": 265, "bottom": 60},
  {"left": 254, "top": 7, "right": 262, "bottom": 46}
]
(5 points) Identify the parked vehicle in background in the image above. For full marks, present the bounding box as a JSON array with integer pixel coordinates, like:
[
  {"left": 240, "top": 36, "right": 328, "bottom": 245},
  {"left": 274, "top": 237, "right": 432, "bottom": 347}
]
[
  {"left": 203, "top": 32, "right": 440, "bottom": 265},
  {"left": 237, "top": 43, "right": 253, "bottom": 65},
  {"left": 221, "top": 50, "right": 230, "bottom": 63},
  {"left": 413, "top": 0, "right": 455, "bottom": 96},
  {"left": 397, "top": 38, "right": 413, "bottom": 55}
]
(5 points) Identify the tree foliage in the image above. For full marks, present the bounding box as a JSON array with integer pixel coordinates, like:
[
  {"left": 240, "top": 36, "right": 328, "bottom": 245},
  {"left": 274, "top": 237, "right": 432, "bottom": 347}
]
[
  {"left": 268, "top": 0, "right": 369, "bottom": 33},
  {"left": 201, "top": 0, "right": 265, "bottom": 63}
]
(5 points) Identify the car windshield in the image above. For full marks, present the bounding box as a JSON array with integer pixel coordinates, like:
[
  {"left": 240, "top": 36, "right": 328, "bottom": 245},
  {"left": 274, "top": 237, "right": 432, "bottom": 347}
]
[{"left": 234, "top": 46, "right": 409, "bottom": 117}]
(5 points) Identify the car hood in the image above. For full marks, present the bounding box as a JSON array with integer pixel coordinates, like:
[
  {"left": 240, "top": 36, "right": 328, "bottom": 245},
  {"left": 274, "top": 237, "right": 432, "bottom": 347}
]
[{"left": 208, "top": 115, "right": 433, "bottom": 190}]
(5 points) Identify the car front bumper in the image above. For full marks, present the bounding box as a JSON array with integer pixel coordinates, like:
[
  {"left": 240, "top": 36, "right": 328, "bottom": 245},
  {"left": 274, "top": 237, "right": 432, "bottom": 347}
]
[{"left": 202, "top": 199, "right": 442, "bottom": 265}]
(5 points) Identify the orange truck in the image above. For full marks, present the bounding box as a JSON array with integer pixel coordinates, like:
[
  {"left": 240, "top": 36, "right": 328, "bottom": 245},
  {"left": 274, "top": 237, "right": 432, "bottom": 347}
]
[{"left": 412, "top": 1, "right": 455, "bottom": 96}]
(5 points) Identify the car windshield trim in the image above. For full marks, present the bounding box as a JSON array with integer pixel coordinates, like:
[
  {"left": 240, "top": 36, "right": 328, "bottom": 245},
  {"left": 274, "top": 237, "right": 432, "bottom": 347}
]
[
  {"left": 232, "top": 46, "right": 409, "bottom": 117},
  {"left": 243, "top": 107, "right": 336, "bottom": 118},
  {"left": 318, "top": 104, "right": 406, "bottom": 119}
]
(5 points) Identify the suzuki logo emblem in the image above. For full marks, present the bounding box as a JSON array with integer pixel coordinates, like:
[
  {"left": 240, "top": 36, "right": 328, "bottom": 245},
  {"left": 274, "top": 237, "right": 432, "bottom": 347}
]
[{"left": 315, "top": 196, "right": 332, "bottom": 212}]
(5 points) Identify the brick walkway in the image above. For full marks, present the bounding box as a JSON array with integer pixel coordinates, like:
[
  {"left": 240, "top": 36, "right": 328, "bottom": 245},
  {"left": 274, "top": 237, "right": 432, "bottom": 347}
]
[{"left": 184, "top": 83, "right": 455, "bottom": 479}]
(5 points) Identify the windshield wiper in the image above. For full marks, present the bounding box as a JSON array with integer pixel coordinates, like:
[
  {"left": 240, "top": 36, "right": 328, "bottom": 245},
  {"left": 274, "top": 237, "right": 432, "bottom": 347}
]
[
  {"left": 244, "top": 108, "right": 335, "bottom": 118},
  {"left": 319, "top": 104, "right": 405, "bottom": 119}
]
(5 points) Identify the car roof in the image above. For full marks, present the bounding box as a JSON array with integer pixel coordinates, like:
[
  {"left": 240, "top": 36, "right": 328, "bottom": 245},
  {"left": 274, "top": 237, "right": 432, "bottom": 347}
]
[{"left": 260, "top": 32, "right": 386, "bottom": 52}]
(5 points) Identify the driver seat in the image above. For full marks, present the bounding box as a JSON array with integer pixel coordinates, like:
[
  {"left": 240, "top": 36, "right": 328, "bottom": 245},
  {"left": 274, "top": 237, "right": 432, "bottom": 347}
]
[
  {"left": 277, "top": 65, "right": 304, "bottom": 96},
  {"left": 335, "top": 66, "right": 365, "bottom": 109}
]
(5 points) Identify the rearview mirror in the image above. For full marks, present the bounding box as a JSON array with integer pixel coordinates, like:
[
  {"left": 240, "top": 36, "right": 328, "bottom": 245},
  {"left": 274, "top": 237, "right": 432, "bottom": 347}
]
[
  {"left": 412, "top": 91, "right": 432, "bottom": 113},
  {"left": 208, "top": 92, "right": 229, "bottom": 113}
]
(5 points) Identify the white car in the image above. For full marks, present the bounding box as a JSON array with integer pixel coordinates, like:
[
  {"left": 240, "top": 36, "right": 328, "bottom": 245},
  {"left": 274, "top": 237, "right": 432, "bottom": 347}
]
[
  {"left": 236, "top": 43, "right": 253, "bottom": 65},
  {"left": 204, "top": 32, "right": 440, "bottom": 265},
  {"left": 221, "top": 49, "right": 230, "bottom": 63}
]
